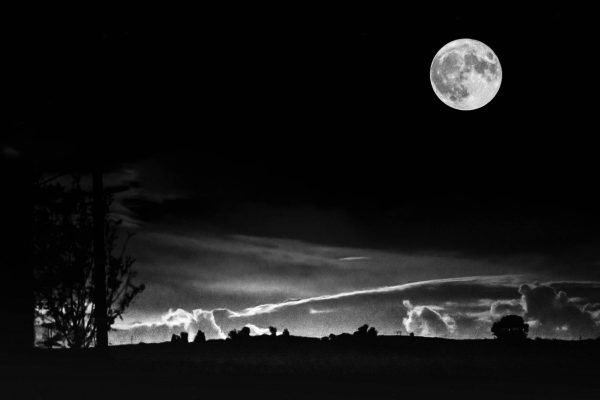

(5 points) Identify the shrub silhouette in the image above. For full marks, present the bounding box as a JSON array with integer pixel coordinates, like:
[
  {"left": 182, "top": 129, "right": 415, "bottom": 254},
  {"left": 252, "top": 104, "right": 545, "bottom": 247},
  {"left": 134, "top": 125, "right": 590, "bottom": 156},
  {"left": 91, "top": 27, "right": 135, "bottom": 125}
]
[
  {"left": 193, "top": 330, "right": 206, "bottom": 344},
  {"left": 282, "top": 328, "right": 290, "bottom": 337},
  {"left": 353, "top": 324, "right": 378, "bottom": 339},
  {"left": 180, "top": 332, "right": 189, "bottom": 344},
  {"left": 228, "top": 326, "right": 251, "bottom": 340},
  {"left": 491, "top": 315, "right": 529, "bottom": 341},
  {"left": 239, "top": 326, "right": 251, "bottom": 338},
  {"left": 269, "top": 326, "right": 277, "bottom": 337}
]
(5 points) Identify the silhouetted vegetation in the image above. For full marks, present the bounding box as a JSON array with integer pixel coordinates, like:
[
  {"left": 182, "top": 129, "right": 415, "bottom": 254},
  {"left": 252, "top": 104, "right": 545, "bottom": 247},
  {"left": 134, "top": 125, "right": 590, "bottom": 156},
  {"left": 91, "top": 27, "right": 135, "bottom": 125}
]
[
  {"left": 180, "top": 332, "right": 189, "bottom": 343},
  {"left": 228, "top": 326, "right": 251, "bottom": 341},
  {"left": 33, "top": 177, "right": 144, "bottom": 348},
  {"left": 193, "top": 330, "right": 206, "bottom": 344},
  {"left": 15, "top": 332, "right": 600, "bottom": 399},
  {"left": 269, "top": 326, "right": 277, "bottom": 336},
  {"left": 491, "top": 315, "right": 529, "bottom": 341},
  {"left": 353, "top": 324, "right": 378, "bottom": 339}
]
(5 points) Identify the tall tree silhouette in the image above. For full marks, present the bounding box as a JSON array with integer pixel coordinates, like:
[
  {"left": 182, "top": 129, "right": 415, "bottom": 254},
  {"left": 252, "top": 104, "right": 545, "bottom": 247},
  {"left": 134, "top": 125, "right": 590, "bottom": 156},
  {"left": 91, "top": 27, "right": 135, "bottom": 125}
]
[{"left": 33, "top": 176, "right": 144, "bottom": 348}]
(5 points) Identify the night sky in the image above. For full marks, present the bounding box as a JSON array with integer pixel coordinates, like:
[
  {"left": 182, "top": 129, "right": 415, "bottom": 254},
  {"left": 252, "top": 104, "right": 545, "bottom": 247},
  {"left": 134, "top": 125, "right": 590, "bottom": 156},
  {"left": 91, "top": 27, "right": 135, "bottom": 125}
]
[{"left": 10, "top": 6, "right": 600, "bottom": 342}]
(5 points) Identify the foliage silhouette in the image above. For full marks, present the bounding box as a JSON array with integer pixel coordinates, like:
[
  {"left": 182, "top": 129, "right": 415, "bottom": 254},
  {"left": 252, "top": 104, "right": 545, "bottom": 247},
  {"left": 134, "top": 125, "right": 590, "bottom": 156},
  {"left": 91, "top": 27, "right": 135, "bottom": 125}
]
[
  {"left": 193, "top": 330, "right": 206, "bottom": 344},
  {"left": 282, "top": 328, "right": 290, "bottom": 338},
  {"left": 180, "top": 332, "right": 189, "bottom": 343},
  {"left": 228, "top": 326, "right": 251, "bottom": 340},
  {"left": 33, "top": 177, "right": 144, "bottom": 348},
  {"left": 269, "top": 326, "right": 277, "bottom": 336},
  {"left": 353, "top": 324, "right": 378, "bottom": 339},
  {"left": 491, "top": 315, "right": 529, "bottom": 341}
]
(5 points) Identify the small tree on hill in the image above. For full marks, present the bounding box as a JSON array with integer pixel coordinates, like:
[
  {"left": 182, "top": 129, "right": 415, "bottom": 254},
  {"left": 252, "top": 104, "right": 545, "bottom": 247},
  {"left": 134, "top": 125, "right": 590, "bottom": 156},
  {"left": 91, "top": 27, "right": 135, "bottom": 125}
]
[
  {"left": 353, "top": 324, "right": 378, "bottom": 339},
  {"left": 228, "top": 326, "right": 251, "bottom": 341},
  {"left": 269, "top": 326, "right": 277, "bottom": 337}
]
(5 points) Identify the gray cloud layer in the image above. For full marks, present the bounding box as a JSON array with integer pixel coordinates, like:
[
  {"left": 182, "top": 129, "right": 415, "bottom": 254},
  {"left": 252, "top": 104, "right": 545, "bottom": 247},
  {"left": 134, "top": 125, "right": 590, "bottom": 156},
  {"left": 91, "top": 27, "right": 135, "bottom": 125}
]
[
  {"left": 111, "top": 277, "right": 600, "bottom": 344},
  {"left": 103, "top": 228, "right": 600, "bottom": 344}
]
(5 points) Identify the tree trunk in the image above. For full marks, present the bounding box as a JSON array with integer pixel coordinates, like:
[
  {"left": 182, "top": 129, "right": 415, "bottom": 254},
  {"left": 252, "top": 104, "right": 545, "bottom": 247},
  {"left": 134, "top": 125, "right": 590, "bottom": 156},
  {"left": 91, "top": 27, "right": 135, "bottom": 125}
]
[{"left": 92, "top": 170, "right": 108, "bottom": 349}]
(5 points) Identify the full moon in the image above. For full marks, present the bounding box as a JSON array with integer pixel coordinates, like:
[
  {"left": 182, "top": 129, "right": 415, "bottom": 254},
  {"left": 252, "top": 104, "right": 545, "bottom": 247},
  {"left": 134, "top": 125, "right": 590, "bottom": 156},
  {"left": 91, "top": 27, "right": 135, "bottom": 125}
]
[{"left": 430, "top": 39, "right": 502, "bottom": 110}]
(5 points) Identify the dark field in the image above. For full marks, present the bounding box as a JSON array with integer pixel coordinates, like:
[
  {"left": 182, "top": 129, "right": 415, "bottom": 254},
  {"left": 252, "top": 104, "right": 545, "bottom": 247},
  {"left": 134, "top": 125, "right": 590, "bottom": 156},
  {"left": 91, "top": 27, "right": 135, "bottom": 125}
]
[{"left": 3, "top": 336, "right": 600, "bottom": 400}]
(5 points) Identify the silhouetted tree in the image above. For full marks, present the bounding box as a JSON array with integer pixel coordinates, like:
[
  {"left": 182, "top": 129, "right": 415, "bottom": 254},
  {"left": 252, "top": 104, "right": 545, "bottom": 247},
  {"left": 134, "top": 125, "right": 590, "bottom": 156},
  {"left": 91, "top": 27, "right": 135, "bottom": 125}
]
[
  {"left": 33, "top": 177, "right": 144, "bottom": 348},
  {"left": 491, "top": 315, "right": 529, "bottom": 341},
  {"left": 354, "top": 324, "right": 369, "bottom": 337},
  {"left": 193, "top": 330, "right": 206, "bottom": 344},
  {"left": 353, "top": 324, "right": 378, "bottom": 339},
  {"left": 171, "top": 334, "right": 180, "bottom": 343},
  {"left": 282, "top": 328, "right": 290, "bottom": 337},
  {"left": 239, "top": 326, "right": 251, "bottom": 338},
  {"left": 180, "top": 332, "right": 189, "bottom": 344},
  {"left": 269, "top": 326, "right": 277, "bottom": 337},
  {"left": 228, "top": 326, "right": 251, "bottom": 341}
]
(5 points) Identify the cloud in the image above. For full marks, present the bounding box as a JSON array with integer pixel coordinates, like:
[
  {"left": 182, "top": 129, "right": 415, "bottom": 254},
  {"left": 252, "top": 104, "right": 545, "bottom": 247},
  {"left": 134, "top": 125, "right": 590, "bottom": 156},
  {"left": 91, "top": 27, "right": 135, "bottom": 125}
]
[
  {"left": 584, "top": 303, "right": 600, "bottom": 313},
  {"left": 113, "top": 278, "right": 600, "bottom": 343},
  {"left": 452, "top": 314, "right": 491, "bottom": 338},
  {"left": 490, "top": 299, "right": 525, "bottom": 318},
  {"left": 402, "top": 300, "right": 453, "bottom": 337},
  {"left": 229, "top": 275, "right": 520, "bottom": 318},
  {"left": 519, "top": 284, "right": 599, "bottom": 338},
  {"left": 309, "top": 308, "right": 335, "bottom": 314},
  {"left": 110, "top": 308, "right": 226, "bottom": 344},
  {"left": 128, "top": 229, "right": 534, "bottom": 317},
  {"left": 245, "top": 324, "right": 271, "bottom": 336}
]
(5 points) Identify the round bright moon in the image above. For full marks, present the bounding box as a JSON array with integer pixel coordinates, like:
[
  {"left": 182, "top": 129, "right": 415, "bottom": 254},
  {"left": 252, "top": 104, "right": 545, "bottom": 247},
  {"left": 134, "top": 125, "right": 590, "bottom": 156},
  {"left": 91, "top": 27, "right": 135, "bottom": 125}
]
[{"left": 430, "top": 39, "right": 502, "bottom": 110}]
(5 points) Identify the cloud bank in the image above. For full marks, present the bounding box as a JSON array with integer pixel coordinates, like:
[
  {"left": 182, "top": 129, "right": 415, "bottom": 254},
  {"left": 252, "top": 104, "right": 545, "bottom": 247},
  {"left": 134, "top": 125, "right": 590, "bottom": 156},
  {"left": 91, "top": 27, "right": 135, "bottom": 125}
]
[
  {"left": 520, "top": 283, "right": 598, "bottom": 338},
  {"left": 110, "top": 277, "right": 600, "bottom": 344}
]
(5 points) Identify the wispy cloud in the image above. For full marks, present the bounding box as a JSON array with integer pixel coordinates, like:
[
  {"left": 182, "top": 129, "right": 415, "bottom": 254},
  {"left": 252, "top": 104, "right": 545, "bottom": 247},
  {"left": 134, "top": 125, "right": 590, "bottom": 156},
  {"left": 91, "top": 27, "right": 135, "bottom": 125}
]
[
  {"left": 309, "top": 308, "right": 336, "bottom": 315},
  {"left": 228, "top": 275, "right": 521, "bottom": 318}
]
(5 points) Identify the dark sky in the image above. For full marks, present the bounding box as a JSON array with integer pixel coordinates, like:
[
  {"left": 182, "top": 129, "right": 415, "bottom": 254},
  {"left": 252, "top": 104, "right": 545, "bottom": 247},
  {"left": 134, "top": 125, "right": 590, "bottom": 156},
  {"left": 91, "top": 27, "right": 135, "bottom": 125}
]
[{"left": 10, "top": 6, "right": 600, "bottom": 341}]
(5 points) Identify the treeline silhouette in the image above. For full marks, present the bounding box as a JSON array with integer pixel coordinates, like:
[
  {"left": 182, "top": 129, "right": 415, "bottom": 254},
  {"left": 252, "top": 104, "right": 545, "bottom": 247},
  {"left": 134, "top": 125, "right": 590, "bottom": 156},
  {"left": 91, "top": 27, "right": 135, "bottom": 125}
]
[{"left": 165, "top": 317, "right": 578, "bottom": 348}]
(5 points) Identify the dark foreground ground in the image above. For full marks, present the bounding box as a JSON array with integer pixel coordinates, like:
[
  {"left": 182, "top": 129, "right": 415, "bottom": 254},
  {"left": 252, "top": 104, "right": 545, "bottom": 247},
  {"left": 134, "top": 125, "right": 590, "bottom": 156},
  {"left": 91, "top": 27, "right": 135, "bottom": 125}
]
[{"left": 2, "top": 336, "right": 600, "bottom": 400}]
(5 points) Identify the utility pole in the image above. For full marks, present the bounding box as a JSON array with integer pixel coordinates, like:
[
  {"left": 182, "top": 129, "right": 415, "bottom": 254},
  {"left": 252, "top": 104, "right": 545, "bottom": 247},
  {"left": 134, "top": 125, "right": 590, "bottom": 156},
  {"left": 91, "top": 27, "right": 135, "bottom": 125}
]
[{"left": 93, "top": 169, "right": 108, "bottom": 349}]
